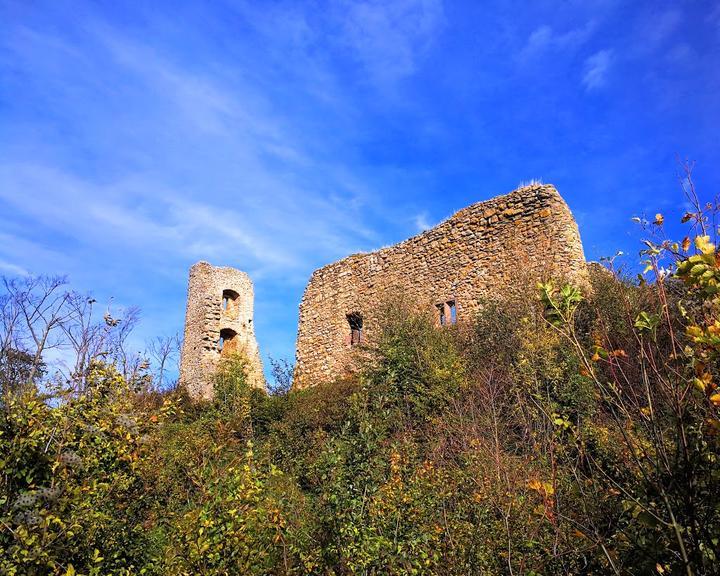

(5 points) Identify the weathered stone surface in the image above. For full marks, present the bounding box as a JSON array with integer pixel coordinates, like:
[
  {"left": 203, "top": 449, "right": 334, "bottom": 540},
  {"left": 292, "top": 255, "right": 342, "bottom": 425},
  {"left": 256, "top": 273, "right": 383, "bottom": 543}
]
[
  {"left": 179, "top": 261, "right": 264, "bottom": 400},
  {"left": 293, "top": 184, "right": 586, "bottom": 388}
]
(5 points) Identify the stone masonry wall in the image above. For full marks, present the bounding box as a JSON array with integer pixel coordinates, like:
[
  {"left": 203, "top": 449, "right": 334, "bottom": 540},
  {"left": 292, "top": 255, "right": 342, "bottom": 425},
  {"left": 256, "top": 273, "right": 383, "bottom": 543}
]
[
  {"left": 294, "top": 184, "right": 586, "bottom": 388},
  {"left": 180, "top": 261, "right": 264, "bottom": 400}
]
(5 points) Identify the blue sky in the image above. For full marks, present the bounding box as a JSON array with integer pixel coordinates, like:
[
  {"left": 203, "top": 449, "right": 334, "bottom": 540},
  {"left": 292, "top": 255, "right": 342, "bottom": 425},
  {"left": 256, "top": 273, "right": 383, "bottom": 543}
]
[{"left": 1, "top": 0, "right": 719, "bottom": 376}]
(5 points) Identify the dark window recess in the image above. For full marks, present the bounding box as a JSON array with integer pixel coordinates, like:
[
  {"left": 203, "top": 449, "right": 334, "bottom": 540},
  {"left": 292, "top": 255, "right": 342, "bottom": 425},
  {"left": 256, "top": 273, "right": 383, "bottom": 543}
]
[
  {"left": 438, "top": 300, "right": 457, "bottom": 326},
  {"left": 347, "top": 312, "right": 363, "bottom": 346},
  {"left": 436, "top": 303, "right": 447, "bottom": 326},
  {"left": 219, "top": 328, "right": 238, "bottom": 356}
]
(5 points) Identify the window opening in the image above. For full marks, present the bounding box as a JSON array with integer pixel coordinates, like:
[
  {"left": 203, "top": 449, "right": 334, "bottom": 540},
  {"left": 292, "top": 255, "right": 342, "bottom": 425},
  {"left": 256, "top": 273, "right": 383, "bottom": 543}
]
[
  {"left": 219, "top": 328, "right": 238, "bottom": 357},
  {"left": 448, "top": 300, "right": 457, "bottom": 324},
  {"left": 222, "top": 289, "right": 240, "bottom": 319},
  {"left": 436, "top": 303, "right": 446, "bottom": 326},
  {"left": 437, "top": 300, "right": 457, "bottom": 326},
  {"left": 347, "top": 312, "right": 363, "bottom": 346}
]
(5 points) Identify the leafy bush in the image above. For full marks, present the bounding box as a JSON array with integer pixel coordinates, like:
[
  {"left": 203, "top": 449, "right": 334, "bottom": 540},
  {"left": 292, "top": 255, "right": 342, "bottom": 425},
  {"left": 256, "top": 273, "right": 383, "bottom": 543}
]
[
  {"left": 2, "top": 171, "right": 719, "bottom": 575},
  {"left": 0, "top": 363, "right": 155, "bottom": 575}
]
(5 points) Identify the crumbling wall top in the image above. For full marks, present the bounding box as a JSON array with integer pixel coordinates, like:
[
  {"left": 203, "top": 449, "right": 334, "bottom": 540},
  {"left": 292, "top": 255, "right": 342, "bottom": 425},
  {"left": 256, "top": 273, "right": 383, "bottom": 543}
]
[{"left": 294, "top": 183, "right": 586, "bottom": 388}]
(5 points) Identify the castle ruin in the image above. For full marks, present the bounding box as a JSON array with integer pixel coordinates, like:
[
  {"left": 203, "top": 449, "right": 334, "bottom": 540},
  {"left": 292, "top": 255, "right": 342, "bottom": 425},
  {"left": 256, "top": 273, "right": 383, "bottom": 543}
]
[
  {"left": 179, "top": 261, "right": 264, "bottom": 400},
  {"left": 293, "top": 184, "right": 586, "bottom": 388}
]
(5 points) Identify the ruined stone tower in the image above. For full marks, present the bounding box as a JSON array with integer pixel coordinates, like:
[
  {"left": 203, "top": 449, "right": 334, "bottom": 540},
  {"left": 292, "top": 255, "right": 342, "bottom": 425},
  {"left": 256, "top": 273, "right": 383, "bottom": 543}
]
[
  {"left": 294, "top": 183, "right": 586, "bottom": 388},
  {"left": 179, "top": 261, "right": 264, "bottom": 400}
]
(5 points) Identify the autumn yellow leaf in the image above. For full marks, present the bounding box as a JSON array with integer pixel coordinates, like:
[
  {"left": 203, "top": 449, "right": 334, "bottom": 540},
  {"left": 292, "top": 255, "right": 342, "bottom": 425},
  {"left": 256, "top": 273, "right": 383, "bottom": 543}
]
[
  {"left": 528, "top": 479, "right": 543, "bottom": 491},
  {"left": 693, "top": 378, "right": 707, "bottom": 393},
  {"left": 686, "top": 325, "right": 703, "bottom": 339},
  {"left": 695, "top": 235, "right": 715, "bottom": 255},
  {"left": 654, "top": 213, "right": 664, "bottom": 225},
  {"left": 528, "top": 479, "right": 554, "bottom": 495},
  {"left": 706, "top": 419, "right": 720, "bottom": 435}
]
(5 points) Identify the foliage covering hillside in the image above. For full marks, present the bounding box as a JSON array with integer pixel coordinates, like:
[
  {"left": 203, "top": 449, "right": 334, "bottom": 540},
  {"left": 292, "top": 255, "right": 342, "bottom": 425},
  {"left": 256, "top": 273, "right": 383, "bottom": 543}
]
[{"left": 2, "top": 187, "right": 720, "bottom": 574}]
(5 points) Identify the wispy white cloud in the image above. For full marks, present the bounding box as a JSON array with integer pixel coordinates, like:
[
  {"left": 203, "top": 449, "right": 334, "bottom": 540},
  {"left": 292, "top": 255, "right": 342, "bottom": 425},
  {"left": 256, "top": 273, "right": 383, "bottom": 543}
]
[
  {"left": 0, "top": 162, "right": 380, "bottom": 277},
  {"left": 0, "top": 20, "right": 398, "bottom": 279},
  {"left": 96, "top": 27, "right": 307, "bottom": 156},
  {"left": 334, "top": 0, "right": 444, "bottom": 86},
  {"left": 519, "top": 20, "right": 595, "bottom": 62},
  {"left": 521, "top": 25, "right": 553, "bottom": 58},
  {"left": 3, "top": 0, "right": 715, "bottom": 369},
  {"left": 0, "top": 226, "right": 69, "bottom": 280},
  {"left": 413, "top": 212, "right": 432, "bottom": 232},
  {"left": 0, "top": 260, "right": 29, "bottom": 277},
  {"left": 634, "top": 9, "right": 682, "bottom": 55},
  {"left": 709, "top": 4, "right": 720, "bottom": 37},
  {"left": 582, "top": 49, "right": 613, "bottom": 90},
  {"left": 519, "top": 20, "right": 595, "bottom": 61}
]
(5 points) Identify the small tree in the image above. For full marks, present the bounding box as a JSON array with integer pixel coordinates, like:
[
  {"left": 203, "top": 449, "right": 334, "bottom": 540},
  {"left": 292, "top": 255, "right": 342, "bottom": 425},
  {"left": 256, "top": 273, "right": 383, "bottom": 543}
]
[{"left": 538, "top": 165, "right": 720, "bottom": 574}]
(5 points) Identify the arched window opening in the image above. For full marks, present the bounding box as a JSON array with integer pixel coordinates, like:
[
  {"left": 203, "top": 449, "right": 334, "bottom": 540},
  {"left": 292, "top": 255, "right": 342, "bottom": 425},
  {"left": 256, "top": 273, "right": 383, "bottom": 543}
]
[
  {"left": 347, "top": 312, "right": 363, "bottom": 346},
  {"left": 219, "top": 328, "right": 238, "bottom": 357},
  {"left": 222, "top": 289, "right": 240, "bottom": 319},
  {"left": 437, "top": 300, "right": 457, "bottom": 326}
]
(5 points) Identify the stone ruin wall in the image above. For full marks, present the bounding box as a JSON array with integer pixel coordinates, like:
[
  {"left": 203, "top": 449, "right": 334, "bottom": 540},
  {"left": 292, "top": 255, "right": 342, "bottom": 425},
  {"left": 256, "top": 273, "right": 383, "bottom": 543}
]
[
  {"left": 294, "top": 184, "right": 587, "bottom": 388},
  {"left": 179, "top": 261, "right": 264, "bottom": 400}
]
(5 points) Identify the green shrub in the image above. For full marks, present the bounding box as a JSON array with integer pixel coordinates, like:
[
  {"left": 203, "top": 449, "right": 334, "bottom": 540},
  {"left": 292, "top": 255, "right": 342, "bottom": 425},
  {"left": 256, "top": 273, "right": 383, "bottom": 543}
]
[
  {"left": 3, "top": 177, "right": 719, "bottom": 575},
  {"left": 0, "top": 364, "right": 155, "bottom": 575}
]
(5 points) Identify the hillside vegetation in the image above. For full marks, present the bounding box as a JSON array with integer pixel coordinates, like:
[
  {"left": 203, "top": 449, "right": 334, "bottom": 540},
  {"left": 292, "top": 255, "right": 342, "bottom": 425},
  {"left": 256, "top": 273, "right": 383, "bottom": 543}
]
[{"left": 2, "top": 186, "right": 720, "bottom": 575}]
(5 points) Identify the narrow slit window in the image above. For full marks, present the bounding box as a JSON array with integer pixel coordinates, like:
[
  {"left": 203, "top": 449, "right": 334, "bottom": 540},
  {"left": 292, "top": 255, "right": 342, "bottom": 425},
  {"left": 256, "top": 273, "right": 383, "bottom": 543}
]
[
  {"left": 448, "top": 300, "right": 457, "bottom": 324},
  {"left": 347, "top": 312, "right": 363, "bottom": 346}
]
